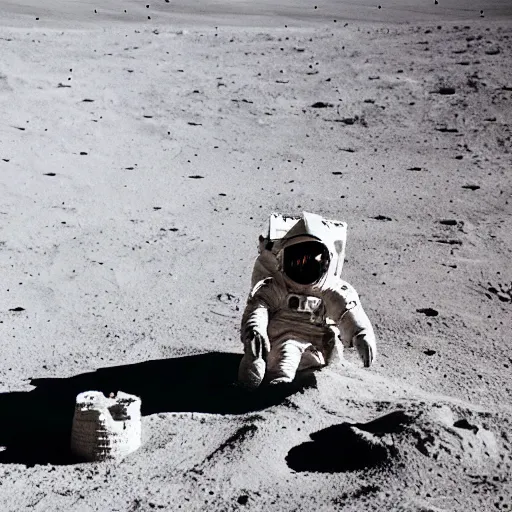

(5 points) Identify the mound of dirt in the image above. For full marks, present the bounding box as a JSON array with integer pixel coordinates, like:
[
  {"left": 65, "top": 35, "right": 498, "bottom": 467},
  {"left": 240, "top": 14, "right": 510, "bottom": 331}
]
[{"left": 287, "top": 402, "right": 499, "bottom": 472}]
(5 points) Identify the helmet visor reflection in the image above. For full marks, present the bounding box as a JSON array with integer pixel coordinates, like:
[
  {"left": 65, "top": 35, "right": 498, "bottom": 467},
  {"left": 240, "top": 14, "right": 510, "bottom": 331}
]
[{"left": 283, "top": 241, "right": 330, "bottom": 285}]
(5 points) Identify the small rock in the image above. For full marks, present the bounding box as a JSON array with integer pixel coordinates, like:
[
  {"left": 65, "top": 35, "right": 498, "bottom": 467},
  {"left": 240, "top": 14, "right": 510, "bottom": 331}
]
[
  {"left": 237, "top": 495, "right": 249, "bottom": 505},
  {"left": 497, "top": 292, "right": 511, "bottom": 302},
  {"left": 453, "top": 418, "right": 479, "bottom": 434},
  {"left": 435, "top": 127, "right": 458, "bottom": 133},
  {"left": 416, "top": 308, "right": 439, "bottom": 317},
  {"left": 311, "top": 101, "right": 333, "bottom": 108},
  {"left": 436, "top": 87, "right": 456, "bottom": 95}
]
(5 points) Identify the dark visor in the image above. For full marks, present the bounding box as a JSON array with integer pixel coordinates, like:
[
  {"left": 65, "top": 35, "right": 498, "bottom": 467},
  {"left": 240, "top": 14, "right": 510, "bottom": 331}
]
[{"left": 282, "top": 241, "right": 330, "bottom": 285}]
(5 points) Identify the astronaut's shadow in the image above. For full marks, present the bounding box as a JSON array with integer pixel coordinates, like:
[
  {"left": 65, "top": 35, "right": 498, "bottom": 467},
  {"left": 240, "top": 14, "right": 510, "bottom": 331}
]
[{"left": 0, "top": 351, "right": 314, "bottom": 467}]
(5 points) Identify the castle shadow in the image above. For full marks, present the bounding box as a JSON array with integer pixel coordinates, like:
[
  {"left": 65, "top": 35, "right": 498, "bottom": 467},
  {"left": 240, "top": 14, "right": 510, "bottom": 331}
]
[{"left": 0, "top": 351, "right": 314, "bottom": 466}]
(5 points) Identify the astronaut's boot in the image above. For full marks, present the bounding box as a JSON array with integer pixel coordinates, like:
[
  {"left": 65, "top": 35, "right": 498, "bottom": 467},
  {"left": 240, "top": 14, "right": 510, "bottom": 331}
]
[
  {"left": 238, "top": 332, "right": 268, "bottom": 389},
  {"left": 266, "top": 339, "right": 307, "bottom": 385}
]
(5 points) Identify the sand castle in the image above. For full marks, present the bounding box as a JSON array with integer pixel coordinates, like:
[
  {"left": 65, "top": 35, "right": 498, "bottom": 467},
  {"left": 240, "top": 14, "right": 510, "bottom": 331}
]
[{"left": 70, "top": 391, "right": 142, "bottom": 462}]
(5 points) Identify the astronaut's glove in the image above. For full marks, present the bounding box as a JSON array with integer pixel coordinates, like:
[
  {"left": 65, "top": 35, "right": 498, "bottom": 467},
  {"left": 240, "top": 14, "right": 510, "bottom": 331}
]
[
  {"left": 238, "top": 330, "right": 270, "bottom": 389},
  {"left": 353, "top": 332, "right": 376, "bottom": 368}
]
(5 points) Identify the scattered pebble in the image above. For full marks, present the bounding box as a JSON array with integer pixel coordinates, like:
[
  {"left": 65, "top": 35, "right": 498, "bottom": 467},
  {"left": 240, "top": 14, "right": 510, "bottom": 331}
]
[
  {"left": 311, "top": 102, "right": 333, "bottom": 108},
  {"left": 433, "top": 87, "right": 456, "bottom": 95},
  {"left": 486, "top": 282, "right": 512, "bottom": 302},
  {"left": 433, "top": 239, "right": 462, "bottom": 245},
  {"left": 435, "top": 127, "right": 458, "bottom": 133},
  {"left": 237, "top": 495, "right": 249, "bottom": 505},
  {"left": 416, "top": 308, "right": 439, "bottom": 317}
]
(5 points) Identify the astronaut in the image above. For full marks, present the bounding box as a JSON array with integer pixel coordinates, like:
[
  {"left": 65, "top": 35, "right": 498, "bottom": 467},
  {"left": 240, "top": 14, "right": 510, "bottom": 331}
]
[{"left": 238, "top": 211, "right": 377, "bottom": 389}]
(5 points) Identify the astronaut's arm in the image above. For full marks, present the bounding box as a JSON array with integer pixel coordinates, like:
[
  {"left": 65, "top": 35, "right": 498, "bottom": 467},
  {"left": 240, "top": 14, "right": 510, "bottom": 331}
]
[
  {"left": 240, "top": 278, "right": 276, "bottom": 357},
  {"left": 338, "top": 303, "right": 377, "bottom": 367},
  {"left": 323, "top": 283, "right": 377, "bottom": 367}
]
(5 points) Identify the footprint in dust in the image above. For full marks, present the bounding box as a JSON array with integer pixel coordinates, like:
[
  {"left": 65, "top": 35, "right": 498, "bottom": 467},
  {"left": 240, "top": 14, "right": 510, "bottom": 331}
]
[{"left": 207, "top": 293, "right": 241, "bottom": 318}]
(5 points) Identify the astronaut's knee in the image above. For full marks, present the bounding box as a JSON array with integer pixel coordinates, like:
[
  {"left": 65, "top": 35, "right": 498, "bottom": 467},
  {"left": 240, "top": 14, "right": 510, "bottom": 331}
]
[{"left": 266, "top": 339, "right": 305, "bottom": 383}]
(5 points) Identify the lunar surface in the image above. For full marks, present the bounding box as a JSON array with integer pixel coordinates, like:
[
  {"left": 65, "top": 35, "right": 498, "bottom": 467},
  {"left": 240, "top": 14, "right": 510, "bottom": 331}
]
[{"left": 0, "top": 1, "right": 511, "bottom": 510}]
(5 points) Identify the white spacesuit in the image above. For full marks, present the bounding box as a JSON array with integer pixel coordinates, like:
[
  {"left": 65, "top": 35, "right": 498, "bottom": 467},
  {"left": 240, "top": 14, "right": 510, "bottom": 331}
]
[{"left": 238, "top": 211, "right": 377, "bottom": 388}]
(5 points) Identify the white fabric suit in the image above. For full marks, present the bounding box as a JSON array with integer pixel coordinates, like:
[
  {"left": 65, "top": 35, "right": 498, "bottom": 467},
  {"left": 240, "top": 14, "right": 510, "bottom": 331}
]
[{"left": 238, "top": 212, "right": 377, "bottom": 388}]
